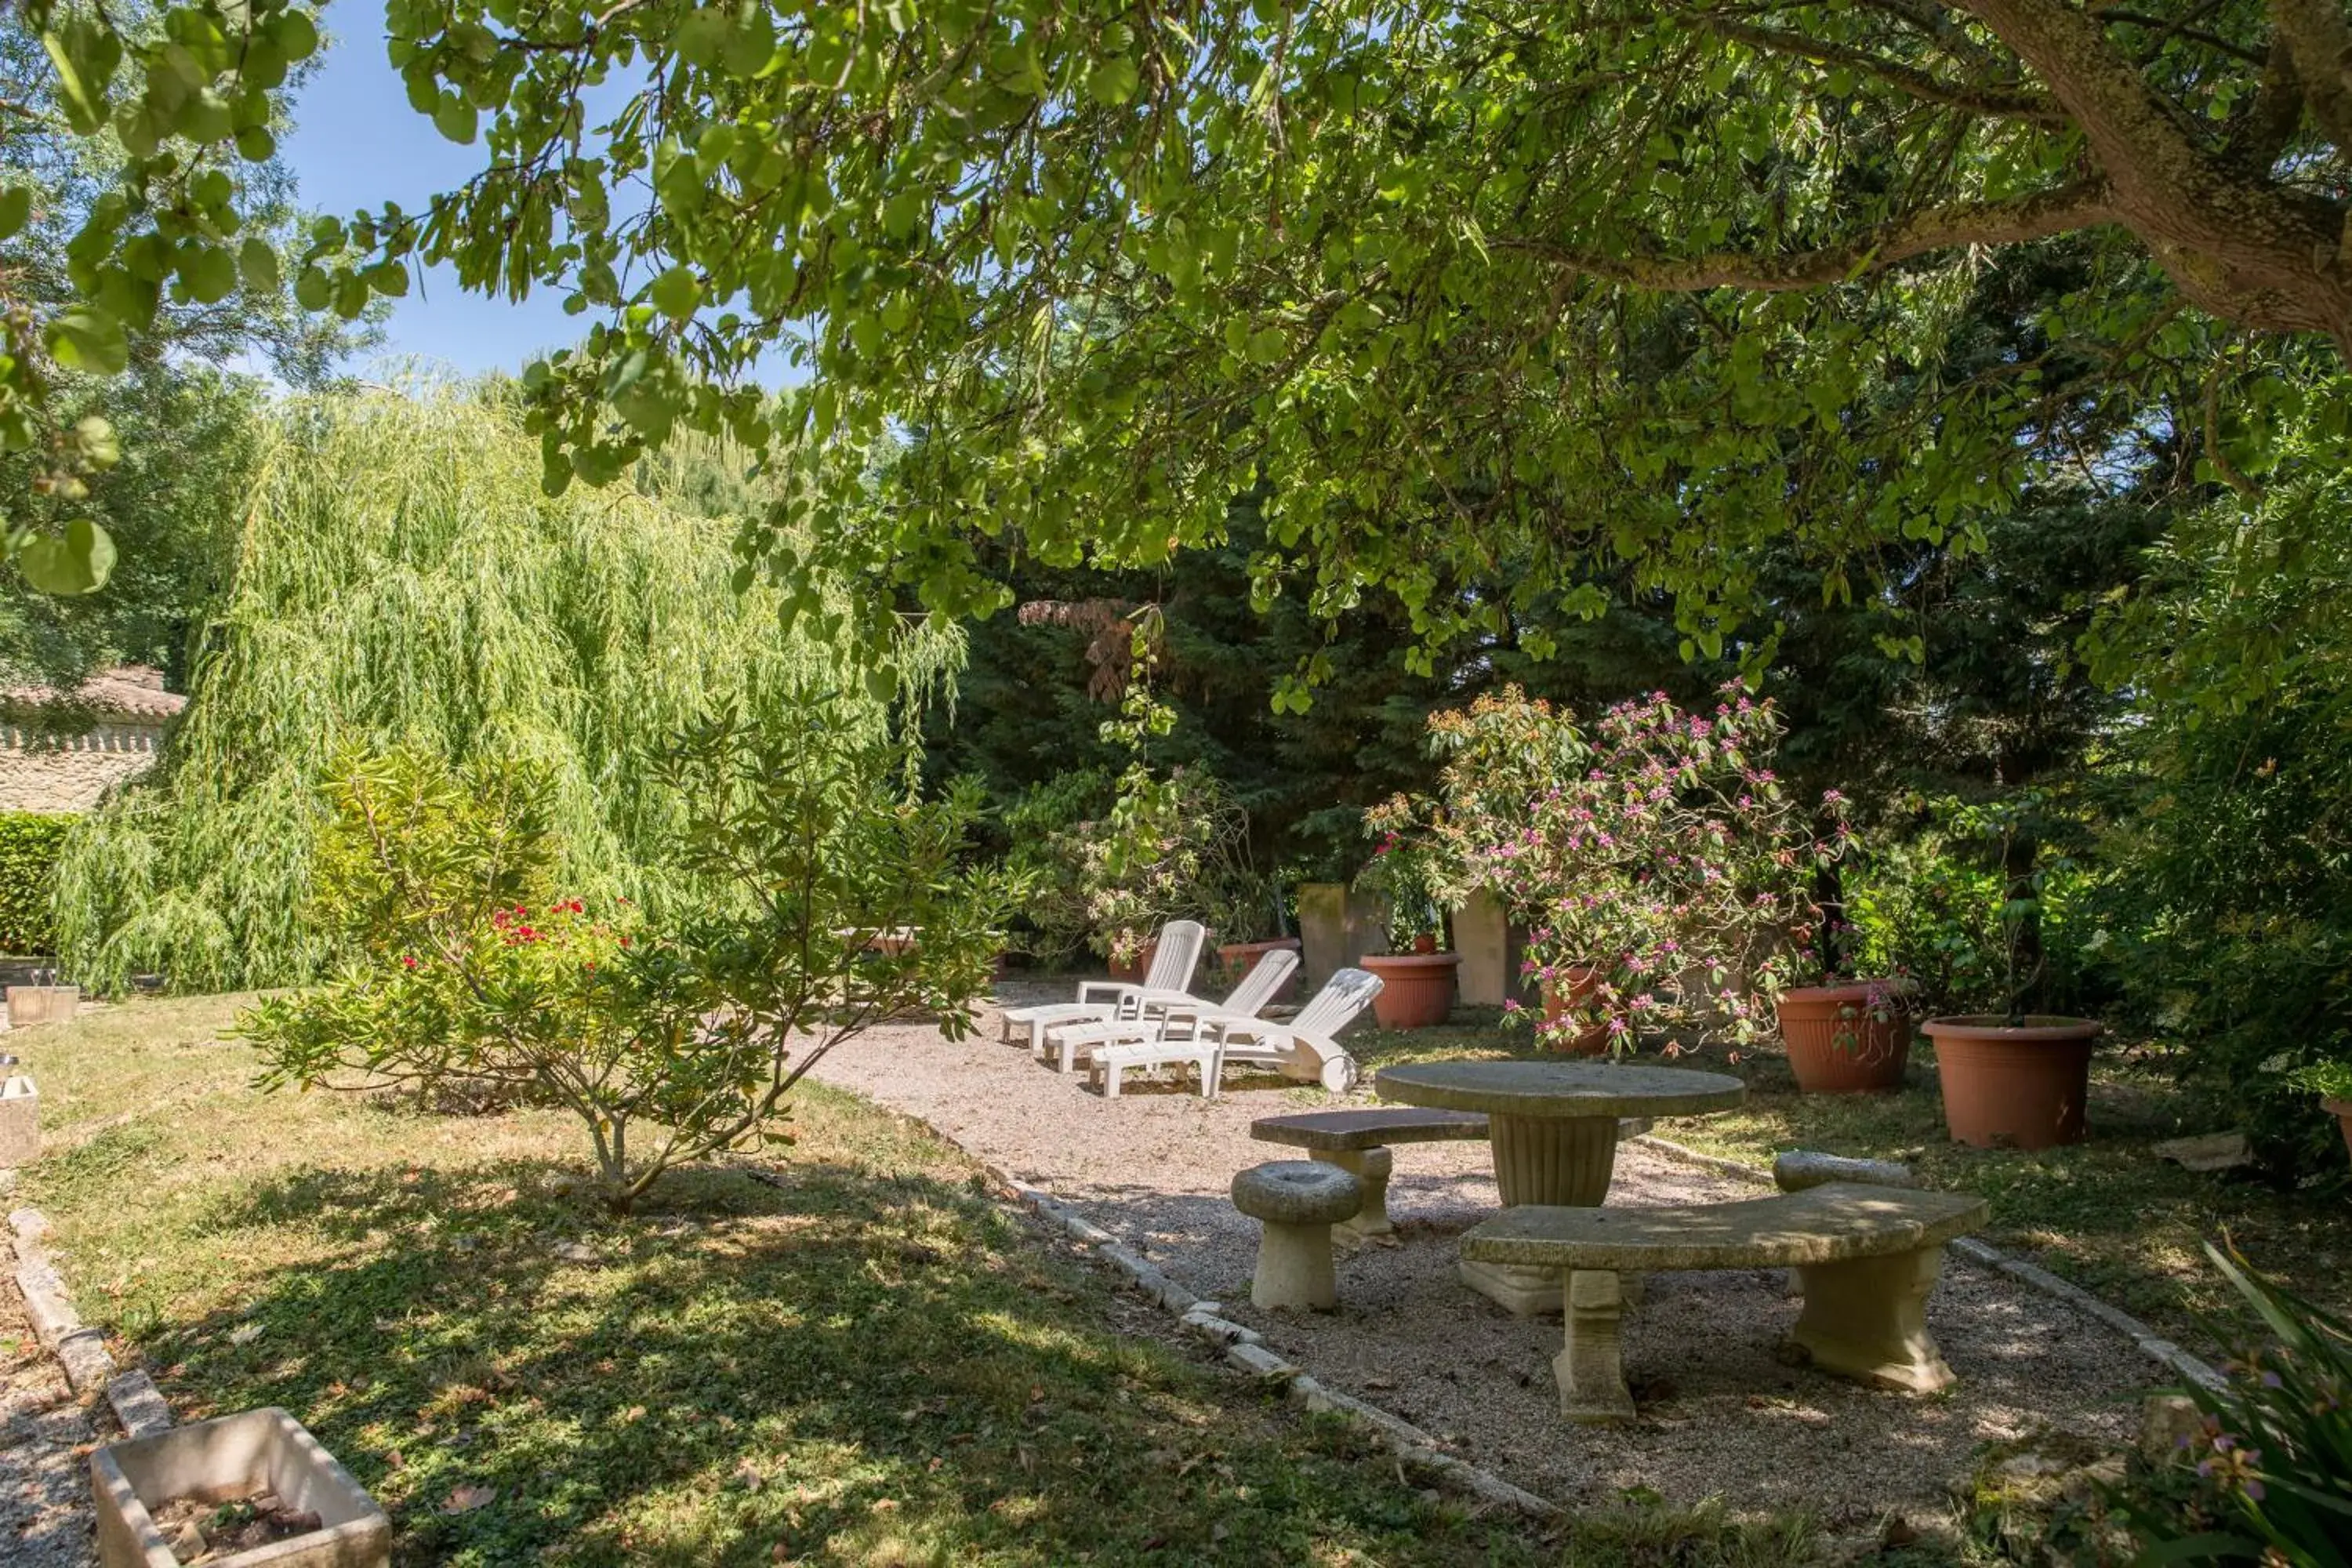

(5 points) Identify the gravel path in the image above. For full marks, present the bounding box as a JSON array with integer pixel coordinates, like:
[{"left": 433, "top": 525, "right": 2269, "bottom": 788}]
[
  {"left": 813, "top": 986, "right": 2163, "bottom": 1527},
  {"left": 2, "top": 1230, "right": 99, "bottom": 1568}
]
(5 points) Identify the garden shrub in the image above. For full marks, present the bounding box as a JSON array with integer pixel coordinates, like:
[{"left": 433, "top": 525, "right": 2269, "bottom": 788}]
[
  {"left": 2085, "top": 376, "right": 2352, "bottom": 1179},
  {"left": 0, "top": 811, "right": 71, "bottom": 955},
  {"left": 1001, "top": 763, "right": 1268, "bottom": 966},
  {"left": 1422, "top": 684, "right": 1849, "bottom": 1052},
  {"left": 1842, "top": 792, "right": 2115, "bottom": 1022},
  {"left": 239, "top": 699, "right": 1014, "bottom": 1214}
]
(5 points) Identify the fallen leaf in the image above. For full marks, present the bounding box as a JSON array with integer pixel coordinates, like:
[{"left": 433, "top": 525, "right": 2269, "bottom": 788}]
[
  {"left": 227, "top": 1323, "right": 263, "bottom": 1346},
  {"left": 440, "top": 1484, "right": 497, "bottom": 1515}
]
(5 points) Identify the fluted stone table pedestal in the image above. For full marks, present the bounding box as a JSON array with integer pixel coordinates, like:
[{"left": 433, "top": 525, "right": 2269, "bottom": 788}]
[{"left": 1374, "top": 1058, "right": 1748, "bottom": 1315}]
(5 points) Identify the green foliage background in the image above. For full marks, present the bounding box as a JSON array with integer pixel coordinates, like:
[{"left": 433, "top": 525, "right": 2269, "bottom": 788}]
[
  {"left": 51, "top": 386, "right": 956, "bottom": 993},
  {"left": 0, "top": 809, "right": 70, "bottom": 954}
]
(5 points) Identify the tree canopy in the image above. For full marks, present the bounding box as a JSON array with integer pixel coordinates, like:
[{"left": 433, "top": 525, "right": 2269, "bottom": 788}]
[{"left": 8, "top": 1, "right": 2347, "bottom": 672}]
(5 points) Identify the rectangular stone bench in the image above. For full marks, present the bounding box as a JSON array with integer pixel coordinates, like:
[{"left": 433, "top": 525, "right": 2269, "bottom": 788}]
[
  {"left": 1250, "top": 1108, "right": 1491, "bottom": 1237},
  {"left": 1460, "top": 1181, "right": 1989, "bottom": 1422}
]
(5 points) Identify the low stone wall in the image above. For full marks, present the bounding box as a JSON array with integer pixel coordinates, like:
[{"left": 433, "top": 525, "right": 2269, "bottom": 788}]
[{"left": 0, "top": 719, "right": 169, "bottom": 813}]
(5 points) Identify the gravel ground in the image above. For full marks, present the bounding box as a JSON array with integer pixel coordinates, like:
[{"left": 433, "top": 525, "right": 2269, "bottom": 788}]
[
  {"left": 2, "top": 1232, "right": 99, "bottom": 1568},
  {"left": 811, "top": 985, "right": 2163, "bottom": 1525}
]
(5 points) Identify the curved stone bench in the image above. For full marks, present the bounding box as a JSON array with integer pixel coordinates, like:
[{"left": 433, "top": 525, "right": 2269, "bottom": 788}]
[
  {"left": 1460, "top": 1181, "right": 1989, "bottom": 1422},
  {"left": 1250, "top": 1109, "right": 1490, "bottom": 1238},
  {"left": 1232, "top": 1161, "right": 1363, "bottom": 1311}
]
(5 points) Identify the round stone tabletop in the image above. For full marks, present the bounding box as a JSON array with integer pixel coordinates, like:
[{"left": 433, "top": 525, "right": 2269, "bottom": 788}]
[{"left": 1375, "top": 1058, "right": 1748, "bottom": 1120}]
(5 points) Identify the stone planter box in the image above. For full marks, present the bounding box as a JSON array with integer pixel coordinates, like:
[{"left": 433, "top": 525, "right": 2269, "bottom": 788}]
[
  {"left": 7, "top": 983, "right": 79, "bottom": 1027},
  {"left": 0, "top": 1073, "right": 36, "bottom": 1166},
  {"left": 93, "top": 1406, "right": 390, "bottom": 1568}
]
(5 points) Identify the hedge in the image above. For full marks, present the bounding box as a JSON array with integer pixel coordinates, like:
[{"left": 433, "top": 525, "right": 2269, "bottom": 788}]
[{"left": 0, "top": 811, "right": 72, "bottom": 955}]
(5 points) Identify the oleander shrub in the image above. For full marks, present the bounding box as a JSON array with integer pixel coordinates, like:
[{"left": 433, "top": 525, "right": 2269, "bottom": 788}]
[
  {"left": 241, "top": 699, "right": 1015, "bottom": 1214},
  {"left": 0, "top": 811, "right": 71, "bottom": 955}
]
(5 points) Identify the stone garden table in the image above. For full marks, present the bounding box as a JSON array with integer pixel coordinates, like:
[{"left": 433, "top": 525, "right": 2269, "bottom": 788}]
[{"left": 1374, "top": 1058, "right": 1748, "bottom": 1313}]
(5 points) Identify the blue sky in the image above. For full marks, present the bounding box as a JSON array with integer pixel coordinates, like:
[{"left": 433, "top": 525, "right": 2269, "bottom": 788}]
[{"left": 281, "top": 24, "right": 589, "bottom": 377}]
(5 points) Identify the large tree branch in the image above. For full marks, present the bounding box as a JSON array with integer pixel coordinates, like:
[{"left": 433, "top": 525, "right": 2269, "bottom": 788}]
[
  {"left": 1960, "top": 0, "right": 2352, "bottom": 345},
  {"left": 1497, "top": 179, "right": 2114, "bottom": 292},
  {"left": 2226, "top": 33, "right": 2308, "bottom": 176},
  {"left": 1685, "top": 10, "right": 2071, "bottom": 125},
  {"left": 2267, "top": 0, "right": 2352, "bottom": 153}
]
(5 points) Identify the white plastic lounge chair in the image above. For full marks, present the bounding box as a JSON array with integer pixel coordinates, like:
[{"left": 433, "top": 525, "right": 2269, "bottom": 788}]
[
  {"left": 1043, "top": 947, "right": 1300, "bottom": 1075},
  {"left": 1090, "top": 966, "right": 1381, "bottom": 1099},
  {"left": 996, "top": 920, "right": 1207, "bottom": 1053}
]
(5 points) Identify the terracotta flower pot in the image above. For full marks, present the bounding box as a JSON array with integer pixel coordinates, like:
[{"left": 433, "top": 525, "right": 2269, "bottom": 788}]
[
  {"left": 1777, "top": 982, "right": 1914, "bottom": 1094},
  {"left": 1922, "top": 1014, "right": 2103, "bottom": 1150},
  {"left": 1539, "top": 966, "right": 1612, "bottom": 1055},
  {"left": 1217, "top": 937, "right": 1301, "bottom": 982},
  {"left": 1108, "top": 938, "right": 1157, "bottom": 985},
  {"left": 1362, "top": 953, "right": 1461, "bottom": 1029},
  {"left": 2325, "top": 1098, "right": 2352, "bottom": 1165}
]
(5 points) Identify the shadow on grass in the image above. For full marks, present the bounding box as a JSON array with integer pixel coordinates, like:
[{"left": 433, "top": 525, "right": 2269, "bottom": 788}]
[{"left": 144, "top": 1156, "right": 1553, "bottom": 1567}]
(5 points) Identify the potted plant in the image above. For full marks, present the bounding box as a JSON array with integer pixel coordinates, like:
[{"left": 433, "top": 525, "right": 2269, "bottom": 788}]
[
  {"left": 1352, "top": 801, "right": 1460, "bottom": 1028},
  {"left": 1776, "top": 829, "right": 1918, "bottom": 1093},
  {"left": 2288, "top": 1062, "right": 2352, "bottom": 1167},
  {"left": 1211, "top": 883, "right": 1300, "bottom": 986},
  {"left": 1921, "top": 798, "right": 2103, "bottom": 1149}
]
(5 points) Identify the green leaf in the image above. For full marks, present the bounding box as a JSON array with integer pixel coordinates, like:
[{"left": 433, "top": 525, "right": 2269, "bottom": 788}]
[
  {"left": 673, "top": 9, "right": 731, "bottom": 67},
  {"left": 648, "top": 266, "right": 702, "bottom": 321},
  {"left": 275, "top": 10, "right": 321, "bottom": 62},
  {"left": 365, "top": 260, "right": 411, "bottom": 298},
  {"left": 45, "top": 306, "right": 129, "bottom": 374},
  {"left": 1086, "top": 56, "right": 1140, "bottom": 106},
  {"left": 433, "top": 96, "right": 478, "bottom": 145},
  {"left": 0, "top": 186, "right": 31, "bottom": 243},
  {"left": 235, "top": 125, "right": 278, "bottom": 162},
  {"left": 179, "top": 244, "right": 238, "bottom": 304},
  {"left": 293, "top": 265, "right": 332, "bottom": 310},
  {"left": 238, "top": 237, "right": 281, "bottom": 292},
  {"left": 16, "top": 519, "right": 117, "bottom": 595}
]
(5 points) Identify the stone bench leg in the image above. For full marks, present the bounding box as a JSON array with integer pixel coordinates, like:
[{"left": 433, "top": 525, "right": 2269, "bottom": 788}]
[
  {"left": 1252, "top": 1220, "right": 1339, "bottom": 1311},
  {"left": 1553, "top": 1269, "right": 1636, "bottom": 1423},
  {"left": 1788, "top": 1244, "right": 1957, "bottom": 1393},
  {"left": 1313, "top": 1148, "right": 1394, "bottom": 1238}
]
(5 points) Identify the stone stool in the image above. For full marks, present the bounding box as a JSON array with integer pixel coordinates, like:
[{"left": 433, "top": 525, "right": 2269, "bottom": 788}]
[{"left": 1231, "top": 1160, "right": 1362, "bottom": 1311}]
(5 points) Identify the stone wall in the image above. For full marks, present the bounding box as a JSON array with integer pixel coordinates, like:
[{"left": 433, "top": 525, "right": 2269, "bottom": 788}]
[{"left": 0, "top": 720, "right": 170, "bottom": 813}]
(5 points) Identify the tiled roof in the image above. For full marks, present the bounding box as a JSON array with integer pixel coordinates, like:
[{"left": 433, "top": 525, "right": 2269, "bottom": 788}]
[{"left": 2, "top": 665, "right": 187, "bottom": 720}]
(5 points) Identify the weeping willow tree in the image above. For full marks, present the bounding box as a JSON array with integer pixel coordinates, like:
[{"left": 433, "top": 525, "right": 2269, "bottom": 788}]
[{"left": 53, "top": 385, "right": 961, "bottom": 993}]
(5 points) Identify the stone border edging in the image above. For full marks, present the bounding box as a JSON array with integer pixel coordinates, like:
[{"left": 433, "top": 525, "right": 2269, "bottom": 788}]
[
  {"left": 9, "top": 1206, "right": 175, "bottom": 1437},
  {"left": 999, "top": 1174, "right": 1563, "bottom": 1519},
  {"left": 1628, "top": 1134, "right": 2225, "bottom": 1391}
]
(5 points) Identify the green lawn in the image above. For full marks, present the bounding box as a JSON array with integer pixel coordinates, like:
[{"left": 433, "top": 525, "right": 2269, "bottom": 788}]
[
  {"left": 1351, "top": 1010, "right": 2352, "bottom": 1344},
  {"left": 15, "top": 996, "right": 1852, "bottom": 1566}
]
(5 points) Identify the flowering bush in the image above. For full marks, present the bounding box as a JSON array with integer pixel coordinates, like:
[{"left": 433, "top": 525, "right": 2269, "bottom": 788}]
[
  {"left": 241, "top": 700, "right": 1013, "bottom": 1214},
  {"left": 1425, "top": 684, "right": 1851, "bottom": 1053},
  {"left": 1353, "top": 794, "right": 1449, "bottom": 949},
  {"left": 1007, "top": 764, "right": 1267, "bottom": 966}
]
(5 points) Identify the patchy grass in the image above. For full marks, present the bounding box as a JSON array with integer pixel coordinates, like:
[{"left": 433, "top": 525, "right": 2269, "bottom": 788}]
[
  {"left": 13, "top": 995, "right": 1875, "bottom": 1566},
  {"left": 1348, "top": 1009, "right": 2352, "bottom": 1344}
]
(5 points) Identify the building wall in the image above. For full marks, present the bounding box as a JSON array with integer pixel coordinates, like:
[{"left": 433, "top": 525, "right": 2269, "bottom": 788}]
[{"left": 0, "top": 720, "right": 170, "bottom": 812}]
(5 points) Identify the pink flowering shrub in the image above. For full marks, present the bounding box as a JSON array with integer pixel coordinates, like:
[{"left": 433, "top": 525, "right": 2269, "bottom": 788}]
[{"left": 1425, "top": 684, "right": 1853, "bottom": 1053}]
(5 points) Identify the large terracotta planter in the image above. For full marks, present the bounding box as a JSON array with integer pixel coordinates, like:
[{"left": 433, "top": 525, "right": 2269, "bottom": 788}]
[
  {"left": 1923, "top": 1014, "right": 2103, "bottom": 1150},
  {"left": 1218, "top": 938, "right": 1301, "bottom": 985},
  {"left": 2326, "top": 1098, "right": 2352, "bottom": 1165},
  {"left": 1539, "top": 967, "right": 1611, "bottom": 1054},
  {"left": 1778, "top": 982, "right": 1914, "bottom": 1094},
  {"left": 1107, "top": 940, "right": 1156, "bottom": 985},
  {"left": 1362, "top": 953, "right": 1461, "bottom": 1029}
]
